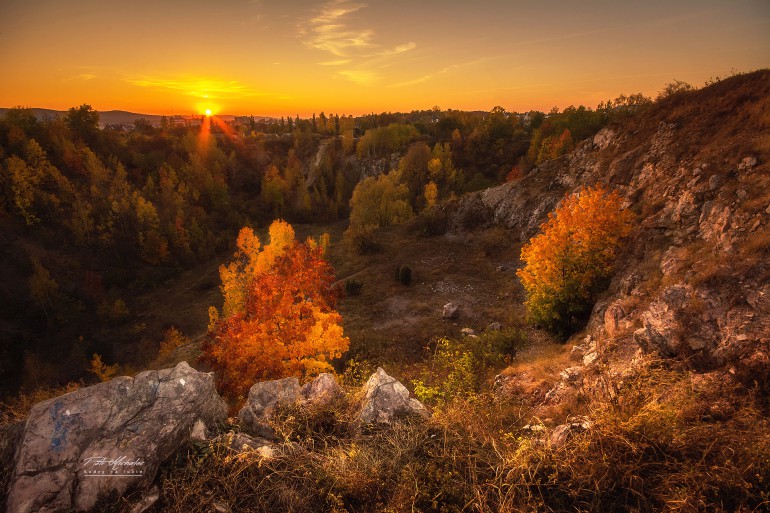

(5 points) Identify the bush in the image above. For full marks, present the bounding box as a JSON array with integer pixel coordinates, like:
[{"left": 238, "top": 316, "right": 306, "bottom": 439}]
[
  {"left": 344, "top": 279, "right": 363, "bottom": 296},
  {"left": 397, "top": 265, "right": 411, "bottom": 286},
  {"left": 517, "top": 185, "right": 633, "bottom": 337},
  {"left": 478, "top": 226, "right": 510, "bottom": 257}
]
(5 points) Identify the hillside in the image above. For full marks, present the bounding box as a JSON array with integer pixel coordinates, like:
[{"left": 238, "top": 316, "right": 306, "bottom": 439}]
[
  {"left": 0, "top": 108, "right": 250, "bottom": 126},
  {"left": 1, "top": 71, "right": 769, "bottom": 513}
]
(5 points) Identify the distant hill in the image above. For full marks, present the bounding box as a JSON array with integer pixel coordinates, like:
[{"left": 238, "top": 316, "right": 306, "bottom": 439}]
[{"left": 0, "top": 108, "right": 271, "bottom": 126}]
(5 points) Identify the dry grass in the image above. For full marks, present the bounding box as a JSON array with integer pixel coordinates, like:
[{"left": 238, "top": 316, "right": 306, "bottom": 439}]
[{"left": 76, "top": 361, "right": 770, "bottom": 513}]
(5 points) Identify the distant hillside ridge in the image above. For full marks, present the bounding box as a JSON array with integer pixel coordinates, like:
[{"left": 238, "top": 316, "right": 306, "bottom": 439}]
[{"left": 0, "top": 107, "right": 272, "bottom": 126}]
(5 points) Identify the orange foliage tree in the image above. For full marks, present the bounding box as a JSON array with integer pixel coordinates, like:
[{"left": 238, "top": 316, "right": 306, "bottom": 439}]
[
  {"left": 202, "top": 220, "right": 348, "bottom": 398},
  {"left": 517, "top": 185, "right": 633, "bottom": 337}
]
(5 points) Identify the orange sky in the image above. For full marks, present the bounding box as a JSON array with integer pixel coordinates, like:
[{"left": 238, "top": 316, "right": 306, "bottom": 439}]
[{"left": 1, "top": 0, "right": 768, "bottom": 117}]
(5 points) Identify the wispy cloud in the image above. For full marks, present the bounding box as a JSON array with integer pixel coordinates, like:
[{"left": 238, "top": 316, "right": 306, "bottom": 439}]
[
  {"left": 300, "top": 1, "right": 373, "bottom": 57},
  {"left": 337, "top": 69, "right": 379, "bottom": 85},
  {"left": 61, "top": 73, "right": 97, "bottom": 82},
  {"left": 125, "top": 75, "right": 263, "bottom": 99},
  {"left": 318, "top": 58, "right": 353, "bottom": 66},
  {"left": 390, "top": 57, "right": 493, "bottom": 88},
  {"left": 299, "top": 0, "right": 415, "bottom": 84}
]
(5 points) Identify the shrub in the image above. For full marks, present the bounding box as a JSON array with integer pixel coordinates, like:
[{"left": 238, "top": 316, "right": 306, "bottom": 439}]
[
  {"left": 478, "top": 226, "right": 510, "bottom": 257},
  {"left": 344, "top": 279, "right": 363, "bottom": 296},
  {"left": 159, "top": 326, "right": 189, "bottom": 357},
  {"left": 517, "top": 185, "right": 633, "bottom": 337},
  {"left": 398, "top": 265, "right": 412, "bottom": 286}
]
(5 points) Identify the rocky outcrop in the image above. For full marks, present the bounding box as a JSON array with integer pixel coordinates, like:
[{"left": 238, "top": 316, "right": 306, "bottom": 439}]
[
  {"left": 458, "top": 72, "right": 770, "bottom": 394},
  {"left": 6, "top": 362, "right": 226, "bottom": 513},
  {"left": 359, "top": 368, "right": 429, "bottom": 424}
]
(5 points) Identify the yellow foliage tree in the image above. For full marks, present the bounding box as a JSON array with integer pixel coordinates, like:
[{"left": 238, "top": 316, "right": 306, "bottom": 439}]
[
  {"left": 424, "top": 181, "right": 438, "bottom": 208},
  {"left": 203, "top": 220, "right": 349, "bottom": 398},
  {"left": 344, "top": 171, "right": 412, "bottom": 252},
  {"left": 89, "top": 354, "right": 119, "bottom": 382},
  {"left": 517, "top": 185, "right": 633, "bottom": 336}
]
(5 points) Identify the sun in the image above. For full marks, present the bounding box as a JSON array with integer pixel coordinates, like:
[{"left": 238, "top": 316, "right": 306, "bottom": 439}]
[{"left": 204, "top": 108, "right": 212, "bottom": 117}]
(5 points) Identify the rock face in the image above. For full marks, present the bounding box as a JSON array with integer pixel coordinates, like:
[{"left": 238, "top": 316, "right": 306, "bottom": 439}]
[
  {"left": 238, "top": 373, "right": 342, "bottom": 437},
  {"left": 6, "top": 362, "right": 226, "bottom": 513},
  {"left": 457, "top": 72, "right": 770, "bottom": 397},
  {"left": 359, "top": 368, "right": 428, "bottom": 424}
]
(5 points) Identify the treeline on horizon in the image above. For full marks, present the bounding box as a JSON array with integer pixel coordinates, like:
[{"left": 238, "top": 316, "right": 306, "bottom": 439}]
[{"left": 0, "top": 90, "right": 653, "bottom": 396}]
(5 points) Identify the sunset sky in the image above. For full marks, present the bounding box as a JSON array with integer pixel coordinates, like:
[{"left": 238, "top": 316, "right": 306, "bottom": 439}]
[{"left": 1, "top": 0, "right": 768, "bottom": 117}]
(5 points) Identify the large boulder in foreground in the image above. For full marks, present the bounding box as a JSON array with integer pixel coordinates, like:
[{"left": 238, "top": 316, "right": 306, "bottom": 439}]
[
  {"left": 359, "top": 367, "right": 429, "bottom": 424},
  {"left": 6, "top": 362, "right": 226, "bottom": 513},
  {"left": 238, "top": 373, "right": 342, "bottom": 437}
]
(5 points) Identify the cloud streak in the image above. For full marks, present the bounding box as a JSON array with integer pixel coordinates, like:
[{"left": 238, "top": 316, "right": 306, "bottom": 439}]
[
  {"left": 125, "top": 75, "right": 265, "bottom": 99},
  {"left": 299, "top": 0, "right": 415, "bottom": 84}
]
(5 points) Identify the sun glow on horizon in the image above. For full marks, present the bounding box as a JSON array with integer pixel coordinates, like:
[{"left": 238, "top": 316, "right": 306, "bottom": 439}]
[{"left": 204, "top": 108, "right": 212, "bottom": 116}]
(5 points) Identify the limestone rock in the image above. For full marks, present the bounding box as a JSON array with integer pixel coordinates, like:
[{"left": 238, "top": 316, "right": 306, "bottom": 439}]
[
  {"left": 461, "top": 327, "right": 477, "bottom": 337},
  {"left": 593, "top": 128, "right": 615, "bottom": 150},
  {"left": 238, "top": 377, "right": 302, "bottom": 437},
  {"left": 487, "top": 321, "right": 503, "bottom": 331},
  {"left": 217, "top": 431, "right": 275, "bottom": 459},
  {"left": 359, "top": 368, "right": 428, "bottom": 424},
  {"left": 569, "top": 344, "right": 587, "bottom": 362},
  {"left": 6, "top": 362, "right": 226, "bottom": 513},
  {"left": 301, "top": 372, "right": 343, "bottom": 406},
  {"left": 238, "top": 373, "right": 343, "bottom": 437},
  {"left": 550, "top": 417, "right": 593, "bottom": 448},
  {"left": 559, "top": 367, "right": 584, "bottom": 386},
  {"left": 738, "top": 156, "right": 757, "bottom": 170},
  {"left": 443, "top": 302, "right": 460, "bottom": 319}
]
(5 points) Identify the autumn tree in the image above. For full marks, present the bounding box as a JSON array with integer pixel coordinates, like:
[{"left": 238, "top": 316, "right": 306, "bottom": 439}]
[
  {"left": 344, "top": 170, "right": 413, "bottom": 252},
  {"left": 517, "top": 185, "right": 633, "bottom": 337},
  {"left": 202, "top": 220, "right": 348, "bottom": 398}
]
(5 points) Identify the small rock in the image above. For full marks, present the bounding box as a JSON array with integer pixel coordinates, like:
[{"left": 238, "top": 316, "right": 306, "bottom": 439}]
[
  {"left": 496, "top": 265, "right": 507, "bottom": 272},
  {"left": 559, "top": 366, "right": 584, "bottom": 385},
  {"left": 736, "top": 189, "right": 747, "bottom": 200},
  {"left": 522, "top": 423, "right": 546, "bottom": 434},
  {"left": 738, "top": 156, "right": 757, "bottom": 170},
  {"left": 190, "top": 419, "right": 208, "bottom": 441},
  {"left": 708, "top": 174, "right": 723, "bottom": 191},
  {"left": 359, "top": 368, "right": 429, "bottom": 424},
  {"left": 550, "top": 416, "right": 593, "bottom": 448},
  {"left": 443, "top": 303, "right": 460, "bottom": 319},
  {"left": 461, "top": 327, "right": 477, "bottom": 337},
  {"left": 487, "top": 321, "right": 503, "bottom": 331},
  {"left": 217, "top": 432, "right": 276, "bottom": 460},
  {"left": 765, "top": 205, "right": 770, "bottom": 215},
  {"left": 582, "top": 351, "right": 599, "bottom": 366},
  {"left": 569, "top": 344, "right": 586, "bottom": 362}
]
